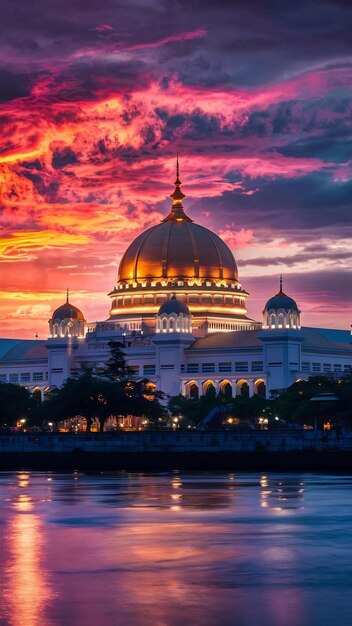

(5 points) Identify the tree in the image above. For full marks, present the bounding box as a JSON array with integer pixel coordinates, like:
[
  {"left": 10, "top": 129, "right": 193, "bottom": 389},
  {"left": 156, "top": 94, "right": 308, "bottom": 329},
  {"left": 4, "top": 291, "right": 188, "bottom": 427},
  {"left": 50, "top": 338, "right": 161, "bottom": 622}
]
[
  {"left": 41, "top": 371, "right": 117, "bottom": 432},
  {"left": 0, "top": 383, "right": 32, "bottom": 428},
  {"left": 274, "top": 376, "right": 352, "bottom": 427},
  {"left": 105, "top": 341, "right": 128, "bottom": 381},
  {"left": 41, "top": 371, "right": 166, "bottom": 431}
]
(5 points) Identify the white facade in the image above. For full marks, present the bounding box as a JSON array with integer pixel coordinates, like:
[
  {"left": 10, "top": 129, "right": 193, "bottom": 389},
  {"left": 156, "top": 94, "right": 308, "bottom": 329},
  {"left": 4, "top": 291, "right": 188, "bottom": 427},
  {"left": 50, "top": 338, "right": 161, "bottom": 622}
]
[{"left": 0, "top": 311, "right": 351, "bottom": 401}]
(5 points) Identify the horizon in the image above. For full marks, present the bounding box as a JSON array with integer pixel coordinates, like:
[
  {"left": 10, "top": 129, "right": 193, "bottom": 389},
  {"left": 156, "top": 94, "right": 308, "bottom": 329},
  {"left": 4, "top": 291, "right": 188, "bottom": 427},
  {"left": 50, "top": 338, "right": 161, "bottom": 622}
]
[{"left": 1, "top": 0, "right": 352, "bottom": 339}]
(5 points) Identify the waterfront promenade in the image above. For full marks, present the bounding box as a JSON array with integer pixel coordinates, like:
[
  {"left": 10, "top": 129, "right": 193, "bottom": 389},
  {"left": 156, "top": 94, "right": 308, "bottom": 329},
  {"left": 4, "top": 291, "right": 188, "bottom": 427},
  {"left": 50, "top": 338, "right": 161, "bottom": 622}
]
[{"left": 1, "top": 430, "right": 352, "bottom": 471}]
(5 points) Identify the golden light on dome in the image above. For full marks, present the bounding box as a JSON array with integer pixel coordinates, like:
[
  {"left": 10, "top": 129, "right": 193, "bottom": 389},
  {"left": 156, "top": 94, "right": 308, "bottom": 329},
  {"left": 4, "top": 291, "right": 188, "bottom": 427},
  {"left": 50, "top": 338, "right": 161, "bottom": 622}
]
[{"left": 109, "top": 158, "right": 253, "bottom": 331}]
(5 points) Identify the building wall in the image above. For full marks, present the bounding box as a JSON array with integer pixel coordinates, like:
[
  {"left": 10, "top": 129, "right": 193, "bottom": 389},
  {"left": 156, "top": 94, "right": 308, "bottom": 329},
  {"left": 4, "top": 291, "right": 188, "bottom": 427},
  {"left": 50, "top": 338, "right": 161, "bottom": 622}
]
[{"left": 0, "top": 327, "right": 351, "bottom": 401}]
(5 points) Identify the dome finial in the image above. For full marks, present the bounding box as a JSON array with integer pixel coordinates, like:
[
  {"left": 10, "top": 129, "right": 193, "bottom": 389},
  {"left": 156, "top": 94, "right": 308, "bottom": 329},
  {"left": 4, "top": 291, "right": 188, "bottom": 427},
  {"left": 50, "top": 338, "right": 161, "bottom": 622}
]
[
  {"left": 163, "top": 155, "right": 192, "bottom": 222},
  {"left": 279, "top": 274, "right": 283, "bottom": 294},
  {"left": 170, "top": 153, "right": 185, "bottom": 207},
  {"left": 66, "top": 288, "right": 69, "bottom": 304}
]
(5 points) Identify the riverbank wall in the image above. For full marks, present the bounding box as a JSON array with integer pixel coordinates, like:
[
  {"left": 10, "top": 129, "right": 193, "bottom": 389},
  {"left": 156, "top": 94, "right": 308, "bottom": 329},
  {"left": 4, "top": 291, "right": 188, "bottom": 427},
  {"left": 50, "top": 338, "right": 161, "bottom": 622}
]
[{"left": 1, "top": 431, "right": 352, "bottom": 471}]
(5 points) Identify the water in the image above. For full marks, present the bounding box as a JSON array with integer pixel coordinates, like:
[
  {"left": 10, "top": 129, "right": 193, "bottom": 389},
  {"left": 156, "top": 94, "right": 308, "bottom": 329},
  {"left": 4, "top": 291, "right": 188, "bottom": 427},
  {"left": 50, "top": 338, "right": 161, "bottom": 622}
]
[{"left": 1, "top": 472, "right": 352, "bottom": 626}]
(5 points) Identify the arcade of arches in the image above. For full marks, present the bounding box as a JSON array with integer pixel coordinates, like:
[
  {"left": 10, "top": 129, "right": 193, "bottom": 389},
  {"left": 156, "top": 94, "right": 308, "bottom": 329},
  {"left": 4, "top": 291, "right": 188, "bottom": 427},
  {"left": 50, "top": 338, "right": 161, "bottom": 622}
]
[{"left": 184, "top": 378, "right": 266, "bottom": 400}]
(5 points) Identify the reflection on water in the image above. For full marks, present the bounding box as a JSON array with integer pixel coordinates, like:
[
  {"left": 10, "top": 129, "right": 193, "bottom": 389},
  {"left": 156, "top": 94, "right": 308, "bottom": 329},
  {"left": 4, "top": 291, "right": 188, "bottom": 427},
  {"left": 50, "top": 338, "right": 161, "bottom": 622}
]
[
  {"left": 1, "top": 471, "right": 352, "bottom": 626},
  {"left": 2, "top": 473, "right": 55, "bottom": 626},
  {"left": 260, "top": 475, "right": 304, "bottom": 510}
]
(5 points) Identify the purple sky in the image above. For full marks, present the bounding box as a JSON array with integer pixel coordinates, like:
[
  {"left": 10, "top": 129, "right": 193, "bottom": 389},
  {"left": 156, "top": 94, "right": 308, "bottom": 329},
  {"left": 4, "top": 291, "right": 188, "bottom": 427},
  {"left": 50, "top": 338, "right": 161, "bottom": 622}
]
[{"left": 1, "top": 0, "right": 351, "bottom": 337}]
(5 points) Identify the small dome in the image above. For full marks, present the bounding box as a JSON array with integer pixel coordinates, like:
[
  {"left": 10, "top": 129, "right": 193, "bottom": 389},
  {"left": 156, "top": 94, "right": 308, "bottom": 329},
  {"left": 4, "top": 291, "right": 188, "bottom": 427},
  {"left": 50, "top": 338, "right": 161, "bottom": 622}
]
[
  {"left": 52, "top": 302, "right": 84, "bottom": 321},
  {"left": 262, "top": 278, "right": 301, "bottom": 331},
  {"left": 264, "top": 293, "right": 299, "bottom": 312},
  {"left": 158, "top": 294, "right": 190, "bottom": 316},
  {"left": 49, "top": 291, "right": 86, "bottom": 339},
  {"left": 263, "top": 276, "right": 299, "bottom": 313}
]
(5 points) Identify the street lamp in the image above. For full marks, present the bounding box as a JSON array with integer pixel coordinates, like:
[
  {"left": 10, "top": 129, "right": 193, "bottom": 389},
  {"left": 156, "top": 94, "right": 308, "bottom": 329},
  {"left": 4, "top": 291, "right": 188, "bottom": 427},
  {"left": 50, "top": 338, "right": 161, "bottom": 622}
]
[{"left": 309, "top": 392, "right": 339, "bottom": 432}]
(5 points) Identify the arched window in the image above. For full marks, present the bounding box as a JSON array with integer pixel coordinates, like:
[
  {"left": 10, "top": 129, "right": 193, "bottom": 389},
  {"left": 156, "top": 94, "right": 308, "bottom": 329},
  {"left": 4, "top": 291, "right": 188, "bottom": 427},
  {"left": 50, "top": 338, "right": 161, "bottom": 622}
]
[
  {"left": 241, "top": 382, "right": 249, "bottom": 397},
  {"left": 169, "top": 319, "right": 174, "bottom": 332},
  {"left": 162, "top": 318, "right": 167, "bottom": 332},
  {"left": 270, "top": 314, "right": 276, "bottom": 328},
  {"left": 257, "top": 381, "right": 266, "bottom": 398},
  {"left": 220, "top": 381, "right": 232, "bottom": 398},
  {"left": 189, "top": 383, "right": 199, "bottom": 400},
  {"left": 204, "top": 383, "right": 216, "bottom": 398}
]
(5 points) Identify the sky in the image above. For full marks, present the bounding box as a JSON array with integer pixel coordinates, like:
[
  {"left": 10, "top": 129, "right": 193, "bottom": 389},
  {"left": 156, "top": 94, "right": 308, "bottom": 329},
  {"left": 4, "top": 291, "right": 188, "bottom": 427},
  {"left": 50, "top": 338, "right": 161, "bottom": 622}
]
[{"left": 0, "top": 0, "right": 351, "bottom": 338}]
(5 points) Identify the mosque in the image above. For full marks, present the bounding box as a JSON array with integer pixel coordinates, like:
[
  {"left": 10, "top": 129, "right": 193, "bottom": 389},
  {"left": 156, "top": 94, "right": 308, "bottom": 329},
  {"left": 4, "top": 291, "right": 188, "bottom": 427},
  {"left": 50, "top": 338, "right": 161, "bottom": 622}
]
[{"left": 1, "top": 162, "right": 351, "bottom": 402}]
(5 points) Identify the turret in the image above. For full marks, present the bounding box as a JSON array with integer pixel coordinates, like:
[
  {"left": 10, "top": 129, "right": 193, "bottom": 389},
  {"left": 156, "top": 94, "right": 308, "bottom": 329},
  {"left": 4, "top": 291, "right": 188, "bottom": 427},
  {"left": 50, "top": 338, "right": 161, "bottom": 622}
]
[{"left": 262, "top": 276, "right": 301, "bottom": 330}]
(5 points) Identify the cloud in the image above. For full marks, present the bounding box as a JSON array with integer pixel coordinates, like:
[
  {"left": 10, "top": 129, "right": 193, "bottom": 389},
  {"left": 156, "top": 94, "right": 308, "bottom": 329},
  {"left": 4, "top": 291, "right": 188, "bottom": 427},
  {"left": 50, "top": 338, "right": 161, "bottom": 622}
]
[
  {"left": 2, "top": 304, "right": 52, "bottom": 319},
  {"left": 1, "top": 0, "right": 352, "bottom": 336}
]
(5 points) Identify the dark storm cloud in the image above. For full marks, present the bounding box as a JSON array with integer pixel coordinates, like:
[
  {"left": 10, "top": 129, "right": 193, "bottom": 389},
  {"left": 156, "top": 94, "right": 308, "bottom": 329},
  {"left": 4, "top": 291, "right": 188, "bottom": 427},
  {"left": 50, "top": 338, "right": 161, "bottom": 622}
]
[
  {"left": 239, "top": 248, "right": 352, "bottom": 269},
  {"left": 198, "top": 173, "right": 352, "bottom": 233},
  {"left": 52, "top": 147, "right": 77, "bottom": 169},
  {"left": 0, "top": 69, "right": 33, "bottom": 102},
  {"left": 1, "top": 0, "right": 352, "bottom": 88},
  {"left": 276, "top": 128, "right": 352, "bottom": 163}
]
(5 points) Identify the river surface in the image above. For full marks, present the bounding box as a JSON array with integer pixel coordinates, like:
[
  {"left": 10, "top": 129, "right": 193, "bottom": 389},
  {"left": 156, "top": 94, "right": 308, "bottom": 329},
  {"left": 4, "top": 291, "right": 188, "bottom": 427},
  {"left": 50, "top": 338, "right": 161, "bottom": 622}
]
[{"left": 1, "top": 471, "right": 351, "bottom": 626}]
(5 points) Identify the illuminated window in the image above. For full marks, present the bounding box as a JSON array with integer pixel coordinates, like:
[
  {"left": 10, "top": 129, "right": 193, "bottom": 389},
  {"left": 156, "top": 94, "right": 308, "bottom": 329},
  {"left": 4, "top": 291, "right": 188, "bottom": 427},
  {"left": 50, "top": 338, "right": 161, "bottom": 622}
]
[
  {"left": 219, "top": 362, "right": 231, "bottom": 372},
  {"left": 202, "top": 363, "right": 215, "bottom": 373},
  {"left": 235, "top": 362, "right": 248, "bottom": 372}
]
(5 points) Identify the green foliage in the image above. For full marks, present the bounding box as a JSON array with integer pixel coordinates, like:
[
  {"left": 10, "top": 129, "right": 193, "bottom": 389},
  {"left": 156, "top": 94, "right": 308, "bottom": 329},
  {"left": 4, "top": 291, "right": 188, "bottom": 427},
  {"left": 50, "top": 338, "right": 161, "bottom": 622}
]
[
  {"left": 0, "top": 383, "right": 32, "bottom": 427},
  {"left": 168, "top": 390, "right": 271, "bottom": 427},
  {"left": 273, "top": 376, "right": 352, "bottom": 425},
  {"left": 105, "top": 341, "right": 128, "bottom": 381},
  {"left": 167, "top": 376, "right": 352, "bottom": 429},
  {"left": 40, "top": 371, "right": 165, "bottom": 431}
]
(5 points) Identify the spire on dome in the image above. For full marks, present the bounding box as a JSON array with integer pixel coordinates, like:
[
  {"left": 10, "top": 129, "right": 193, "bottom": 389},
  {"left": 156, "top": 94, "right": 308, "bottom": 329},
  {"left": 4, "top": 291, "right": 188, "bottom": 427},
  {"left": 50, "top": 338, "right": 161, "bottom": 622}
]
[
  {"left": 163, "top": 155, "right": 193, "bottom": 222},
  {"left": 66, "top": 288, "right": 69, "bottom": 304},
  {"left": 279, "top": 274, "right": 283, "bottom": 294}
]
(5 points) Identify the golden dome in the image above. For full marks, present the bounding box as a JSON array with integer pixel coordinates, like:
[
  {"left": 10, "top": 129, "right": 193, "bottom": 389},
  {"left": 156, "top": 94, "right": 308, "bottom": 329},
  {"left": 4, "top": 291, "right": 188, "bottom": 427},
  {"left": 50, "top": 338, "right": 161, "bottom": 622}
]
[
  {"left": 108, "top": 159, "right": 256, "bottom": 335},
  {"left": 118, "top": 219, "right": 238, "bottom": 283},
  {"left": 118, "top": 158, "right": 238, "bottom": 284},
  {"left": 52, "top": 290, "right": 84, "bottom": 321}
]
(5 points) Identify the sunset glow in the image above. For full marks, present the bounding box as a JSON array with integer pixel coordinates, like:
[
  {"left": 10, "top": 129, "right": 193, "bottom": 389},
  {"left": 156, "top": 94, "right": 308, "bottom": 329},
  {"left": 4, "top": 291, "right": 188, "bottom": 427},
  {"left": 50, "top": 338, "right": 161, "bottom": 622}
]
[{"left": 1, "top": 1, "right": 351, "bottom": 337}]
